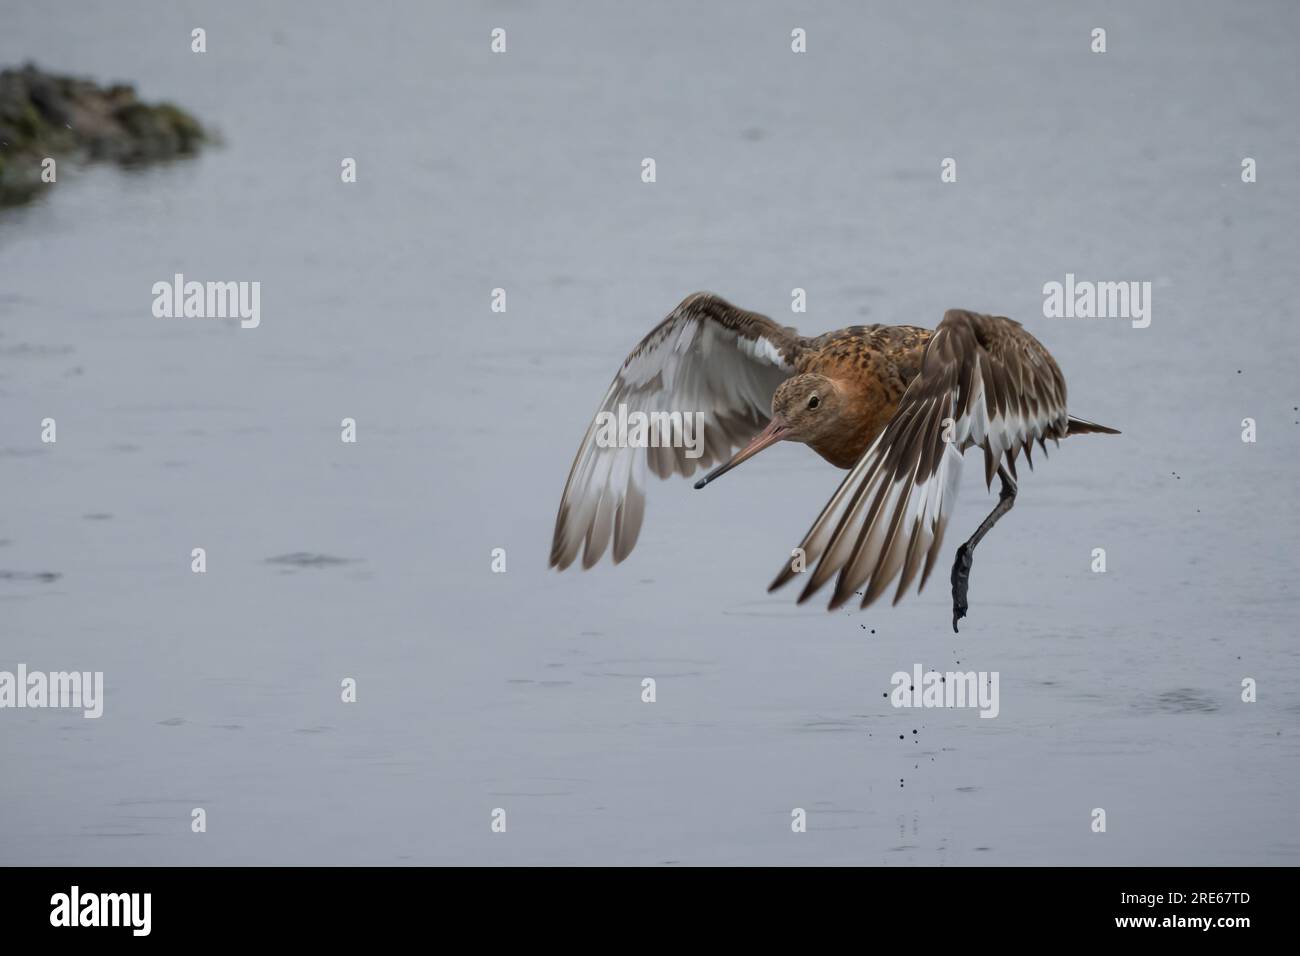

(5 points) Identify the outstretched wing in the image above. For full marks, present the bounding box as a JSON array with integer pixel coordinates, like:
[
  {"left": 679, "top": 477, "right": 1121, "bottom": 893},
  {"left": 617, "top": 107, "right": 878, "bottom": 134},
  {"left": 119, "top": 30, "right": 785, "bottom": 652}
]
[
  {"left": 769, "top": 309, "right": 1070, "bottom": 610},
  {"left": 551, "top": 292, "right": 805, "bottom": 570}
]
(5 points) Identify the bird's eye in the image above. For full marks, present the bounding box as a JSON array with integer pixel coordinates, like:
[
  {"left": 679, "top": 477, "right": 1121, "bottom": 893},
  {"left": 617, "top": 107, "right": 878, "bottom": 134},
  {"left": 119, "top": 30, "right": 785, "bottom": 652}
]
[{"left": 807, "top": 395, "right": 820, "bottom": 410}]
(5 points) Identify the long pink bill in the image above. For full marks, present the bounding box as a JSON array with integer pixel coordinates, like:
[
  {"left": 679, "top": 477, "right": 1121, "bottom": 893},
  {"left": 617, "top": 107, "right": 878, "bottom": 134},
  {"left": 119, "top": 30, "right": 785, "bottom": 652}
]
[{"left": 693, "top": 416, "right": 789, "bottom": 490}]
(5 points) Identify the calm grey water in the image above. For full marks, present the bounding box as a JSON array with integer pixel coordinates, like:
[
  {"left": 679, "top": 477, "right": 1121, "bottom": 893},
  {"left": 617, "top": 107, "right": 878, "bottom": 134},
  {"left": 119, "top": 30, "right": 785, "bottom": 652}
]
[{"left": 2, "top": 1, "right": 1298, "bottom": 865}]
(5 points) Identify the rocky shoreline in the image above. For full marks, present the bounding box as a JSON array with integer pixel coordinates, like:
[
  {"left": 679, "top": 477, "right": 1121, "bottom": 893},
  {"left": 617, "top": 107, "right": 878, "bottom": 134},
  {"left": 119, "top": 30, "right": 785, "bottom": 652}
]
[{"left": 0, "top": 63, "right": 207, "bottom": 207}]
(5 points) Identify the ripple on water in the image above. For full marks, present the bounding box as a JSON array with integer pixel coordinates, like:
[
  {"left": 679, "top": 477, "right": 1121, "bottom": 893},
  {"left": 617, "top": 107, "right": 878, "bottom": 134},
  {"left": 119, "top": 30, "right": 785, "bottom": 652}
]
[
  {"left": 1134, "top": 688, "right": 1220, "bottom": 714},
  {"left": 0, "top": 570, "right": 61, "bottom": 583},
  {"left": 266, "top": 552, "right": 357, "bottom": 568}
]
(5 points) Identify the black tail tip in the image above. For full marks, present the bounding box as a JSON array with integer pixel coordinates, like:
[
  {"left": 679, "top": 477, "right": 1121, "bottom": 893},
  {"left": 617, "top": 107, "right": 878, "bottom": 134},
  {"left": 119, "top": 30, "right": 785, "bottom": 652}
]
[{"left": 1067, "top": 416, "right": 1122, "bottom": 436}]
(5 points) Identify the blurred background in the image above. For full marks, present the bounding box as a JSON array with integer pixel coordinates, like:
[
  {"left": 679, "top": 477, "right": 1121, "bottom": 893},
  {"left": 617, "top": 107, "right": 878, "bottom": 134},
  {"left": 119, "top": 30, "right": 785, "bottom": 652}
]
[{"left": 1, "top": 0, "right": 1297, "bottom": 864}]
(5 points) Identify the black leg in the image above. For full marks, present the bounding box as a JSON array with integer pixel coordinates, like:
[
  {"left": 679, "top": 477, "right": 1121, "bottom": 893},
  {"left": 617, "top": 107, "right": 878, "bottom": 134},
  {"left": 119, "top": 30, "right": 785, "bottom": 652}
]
[{"left": 951, "top": 465, "right": 1017, "bottom": 633}]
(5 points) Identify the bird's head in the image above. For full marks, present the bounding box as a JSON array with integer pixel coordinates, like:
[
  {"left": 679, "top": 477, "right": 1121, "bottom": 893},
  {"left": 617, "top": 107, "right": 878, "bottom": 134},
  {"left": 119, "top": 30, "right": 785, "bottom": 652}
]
[
  {"left": 694, "top": 373, "right": 841, "bottom": 489},
  {"left": 770, "top": 373, "right": 842, "bottom": 445}
]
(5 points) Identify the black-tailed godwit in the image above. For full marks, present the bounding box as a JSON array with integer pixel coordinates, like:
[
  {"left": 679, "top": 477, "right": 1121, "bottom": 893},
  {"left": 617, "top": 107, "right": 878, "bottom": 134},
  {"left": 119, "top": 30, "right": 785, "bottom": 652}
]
[{"left": 550, "top": 292, "right": 1119, "bottom": 631}]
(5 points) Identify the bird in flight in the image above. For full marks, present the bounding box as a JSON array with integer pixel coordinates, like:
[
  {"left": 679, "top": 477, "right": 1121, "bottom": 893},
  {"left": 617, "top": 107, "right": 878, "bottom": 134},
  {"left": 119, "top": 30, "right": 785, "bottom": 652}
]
[{"left": 550, "top": 292, "right": 1118, "bottom": 631}]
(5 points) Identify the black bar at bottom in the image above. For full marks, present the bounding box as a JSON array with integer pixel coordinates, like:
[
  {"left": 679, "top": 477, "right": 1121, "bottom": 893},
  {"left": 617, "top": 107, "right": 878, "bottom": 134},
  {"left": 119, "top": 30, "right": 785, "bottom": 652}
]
[{"left": 0, "top": 866, "right": 1281, "bottom": 940}]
